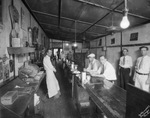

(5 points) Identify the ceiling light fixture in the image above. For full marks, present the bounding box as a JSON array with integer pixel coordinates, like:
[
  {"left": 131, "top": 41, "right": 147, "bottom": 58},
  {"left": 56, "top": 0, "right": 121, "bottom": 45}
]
[
  {"left": 73, "top": 20, "right": 77, "bottom": 47},
  {"left": 66, "top": 43, "right": 69, "bottom": 46},
  {"left": 120, "top": 0, "right": 130, "bottom": 29}
]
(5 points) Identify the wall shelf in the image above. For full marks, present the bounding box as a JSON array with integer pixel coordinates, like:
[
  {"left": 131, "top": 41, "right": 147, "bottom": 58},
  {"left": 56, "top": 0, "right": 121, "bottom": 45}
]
[{"left": 7, "top": 47, "right": 35, "bottom": 55}]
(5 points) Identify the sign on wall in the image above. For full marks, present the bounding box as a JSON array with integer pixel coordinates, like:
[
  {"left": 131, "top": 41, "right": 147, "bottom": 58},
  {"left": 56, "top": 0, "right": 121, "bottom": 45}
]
[
  {"left": 130, "top": 32, "right": 138, "bottom": 41},
  {"left": 98, "top": 39, "right": 102, "bottom": 46},
  {"left": 111, "top": 38, "right": 115, "bottom": 44}
]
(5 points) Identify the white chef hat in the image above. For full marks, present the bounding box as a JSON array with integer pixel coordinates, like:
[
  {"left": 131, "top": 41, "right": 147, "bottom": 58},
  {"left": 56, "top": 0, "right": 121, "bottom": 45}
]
[{"left": 87, "top": 53, "right": 95, "bottom": 58}]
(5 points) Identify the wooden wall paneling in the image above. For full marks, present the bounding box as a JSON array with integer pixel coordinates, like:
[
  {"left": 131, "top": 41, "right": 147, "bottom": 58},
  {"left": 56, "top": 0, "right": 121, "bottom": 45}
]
[
  {"left": 106, "top": 47, "right": 121, "bottom": 71},
  {"left": 97, "top": 48, "right": 105, "bottom": 59},
  {"left": 122, "top": 23, "right": 150, "bottom": 45},
  {"left": 106, "top": 32, "right": 121, "bottom": 46},
  {"left": 90, "top": 40, "right": 97, "bottom": 48}
]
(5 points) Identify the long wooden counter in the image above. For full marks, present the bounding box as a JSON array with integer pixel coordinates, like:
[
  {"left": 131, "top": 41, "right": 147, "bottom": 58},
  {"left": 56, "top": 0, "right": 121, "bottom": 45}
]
[
  {"left": 85, "top": 80, "right": 126, "bottom": 118},
  {"left": 0, "top": 72, "right": 45, "bottom": 118},
  {"left": 72, "top": 73, "right": 126, "bottom": 117},
  {"left": 72, "top": 71, "right": 150, "bottom": 118},
  {"left": 69, "top": 61, "right": 150, "bottom": 118}
]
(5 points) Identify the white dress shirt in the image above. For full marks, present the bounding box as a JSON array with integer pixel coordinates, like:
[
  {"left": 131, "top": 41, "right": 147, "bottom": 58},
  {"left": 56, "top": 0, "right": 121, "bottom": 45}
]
[
  {"left": 135, "top": 55, "right": 150, "bottom": 74},
  {"left": 87, "top": 58, "right": 100, "bottom": 72},
  {"left": 103, "top": 61, "right": 117, "bottom": 80},
  {"left": 119, "top": 55, "right": 132, "bottom": 68}
]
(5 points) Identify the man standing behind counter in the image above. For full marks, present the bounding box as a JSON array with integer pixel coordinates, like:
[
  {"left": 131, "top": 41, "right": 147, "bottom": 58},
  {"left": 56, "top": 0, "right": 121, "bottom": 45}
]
[
  {"left": 119, "top": 48, "right": 133, "bottom": 90},
  {"left": 91, "top": 55, "right": 117, "bottom": 83},
  {"left": 43, "top": 49, "right": 61, "bottom": 99},
  {"left": 133, "top": 46, "right": 150, "bottom": 92},
  {"left": 84, "top": 53, "right": 100, "bottom": 73}
]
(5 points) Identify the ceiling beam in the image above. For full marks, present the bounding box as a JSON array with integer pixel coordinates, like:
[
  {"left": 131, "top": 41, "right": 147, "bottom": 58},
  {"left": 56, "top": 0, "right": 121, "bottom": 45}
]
[
  {"left": 44, "top": 28, "right": 99, "bottom": 39},
  {"left": 31, "top": 10, "right": 109, "bottom": 29},
  {"left": 75, "top": 0, "right": 150, "bottom": 20},
  {"left": 46, "top": 32, "right": 83, "bottom": 42},
  {"left": 70, "top": 0, "right": 89, "bottom": 29},
  {"left": 40, "top": 22, "right": 104, "bottom": 35},
  {"left": 79, "top": 1, "right": 124, "bottom": 37},
  {"left": 45, "top": 28, "right": 99, "bottom": 41}
]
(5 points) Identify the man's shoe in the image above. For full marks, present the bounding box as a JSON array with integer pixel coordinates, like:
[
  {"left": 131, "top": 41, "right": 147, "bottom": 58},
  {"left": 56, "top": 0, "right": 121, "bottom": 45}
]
[
  {"left": 54, "top": 93, "right": 60, "bottom": 99},
  {"left": 58, "top": 91, "right": 61, "bottom": 96}
]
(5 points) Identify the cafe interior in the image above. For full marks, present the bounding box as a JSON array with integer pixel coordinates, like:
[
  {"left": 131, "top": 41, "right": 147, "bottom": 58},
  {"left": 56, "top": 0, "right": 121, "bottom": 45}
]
[{"left": 1, "top": 0, "right": 150, "bottom": 118}]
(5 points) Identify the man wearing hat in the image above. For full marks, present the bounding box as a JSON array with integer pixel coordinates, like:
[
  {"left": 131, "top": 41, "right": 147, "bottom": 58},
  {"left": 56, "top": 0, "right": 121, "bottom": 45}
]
[
  {"left": 84, "top": 53, "right": 100, "bottom": 73},
  {"left": 133, "top": 46, "right": 150, "bottom": 92}
]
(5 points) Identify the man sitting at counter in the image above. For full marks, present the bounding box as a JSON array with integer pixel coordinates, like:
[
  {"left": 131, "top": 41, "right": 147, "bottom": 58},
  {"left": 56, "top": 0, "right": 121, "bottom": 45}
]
[
  {"left": 84, "top": 53, "right": 100, "bottom": 73},
  {"left": 90, "top": 55, "right": 117, "bottom": 83}
]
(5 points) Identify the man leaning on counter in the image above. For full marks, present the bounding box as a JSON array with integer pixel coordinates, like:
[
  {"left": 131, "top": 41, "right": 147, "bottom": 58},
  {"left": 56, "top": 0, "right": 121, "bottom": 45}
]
[
  {"left": 84, "top": 53, "right": 100, "bottom": 73},
  {"left": 90, "top": 55, "right": 117, "bottom": 83}
]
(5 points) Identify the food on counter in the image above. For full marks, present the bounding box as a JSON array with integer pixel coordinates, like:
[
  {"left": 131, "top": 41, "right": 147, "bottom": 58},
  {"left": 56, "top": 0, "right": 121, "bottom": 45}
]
[{"left": 18, "top": 61, "right": 40, "bottom": 80}]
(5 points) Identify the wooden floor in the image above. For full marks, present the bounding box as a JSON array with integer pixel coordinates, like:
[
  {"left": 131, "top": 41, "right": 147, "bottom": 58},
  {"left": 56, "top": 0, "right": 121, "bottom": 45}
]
[{"left": 36, "top": 62, "right": 82, "bottom": 118}]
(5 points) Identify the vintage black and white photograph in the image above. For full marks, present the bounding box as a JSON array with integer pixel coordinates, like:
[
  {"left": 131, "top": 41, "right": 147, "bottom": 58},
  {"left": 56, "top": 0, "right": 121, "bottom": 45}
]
[{"left": 1, "top": 0, "right": 150, "bottom": 118}]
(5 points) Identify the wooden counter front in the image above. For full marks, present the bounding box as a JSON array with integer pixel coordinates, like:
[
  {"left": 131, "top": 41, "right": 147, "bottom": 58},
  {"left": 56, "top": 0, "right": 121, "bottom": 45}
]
[{"left": 72, "top": 74, "right": 90, "bottom": 115}]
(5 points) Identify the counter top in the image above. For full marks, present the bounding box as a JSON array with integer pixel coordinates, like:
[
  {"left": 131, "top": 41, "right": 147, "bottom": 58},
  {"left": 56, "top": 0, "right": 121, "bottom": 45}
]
[
  {"left": 85, "top": 80, "right": 126, "bottom": 118},
  {"left": 0, "top": 72, "right": 45, "bottom": 118}
]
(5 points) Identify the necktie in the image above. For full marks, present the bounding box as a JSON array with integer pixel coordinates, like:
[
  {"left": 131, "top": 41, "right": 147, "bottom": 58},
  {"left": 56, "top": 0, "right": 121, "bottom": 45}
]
[
  {"left": 123, "top": 56, "right": 125, "bottom": 65},
  {"left": 139, "top": 57, "right": 144, "bottom": 69},
  {"left": 91, "top": 63, "right": 93, "bottom": 70},
  {"left": 101, "top": 64, "right": 105, "bottom": 74}
]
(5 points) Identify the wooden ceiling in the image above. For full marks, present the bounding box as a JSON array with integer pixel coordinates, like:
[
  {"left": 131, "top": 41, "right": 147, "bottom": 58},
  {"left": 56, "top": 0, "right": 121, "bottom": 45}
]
[{"left": 22, "top": 0, "right": 150, "bottom": 42}]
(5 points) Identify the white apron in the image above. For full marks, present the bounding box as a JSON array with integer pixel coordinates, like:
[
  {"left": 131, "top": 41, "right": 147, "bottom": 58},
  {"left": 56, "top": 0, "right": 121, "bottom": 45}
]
[{"left": 43, "top": 55, "right": 60, "bottom": 98}]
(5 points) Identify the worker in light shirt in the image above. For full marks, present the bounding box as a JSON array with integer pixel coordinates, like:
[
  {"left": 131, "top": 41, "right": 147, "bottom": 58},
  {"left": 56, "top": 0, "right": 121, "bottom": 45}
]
[
  {"left": 119, "top": 48, "right": 133, "bottom": 90},
  {"left": 84, "top": 53, "right": 100, "bottom": 73},
  {"left": 91, "top": 55, "right": 117, "bottom": 83},
  {"left": 133, "top": 46, "right": 150, "bottom": 92},
  {"left": 43, "top": 49, "right": 61, "bottom": 99}
]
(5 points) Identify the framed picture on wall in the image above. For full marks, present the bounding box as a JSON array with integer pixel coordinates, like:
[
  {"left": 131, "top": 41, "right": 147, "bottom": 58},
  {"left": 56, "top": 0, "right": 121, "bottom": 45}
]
[
  {"left": 99, "top": 39, "right": 102, "bottom": 46},
  {"left": 21, "top": 7, "right": 26, "bottom": 30},
  {"left": 130, "top": 32, "right": 138, "bottom": 41},
  {"left": 111, "top": 38, "right": 115, "bottom": 44},
  {"left": 44, "top": 36, "right": 46, "bottom": 47}
]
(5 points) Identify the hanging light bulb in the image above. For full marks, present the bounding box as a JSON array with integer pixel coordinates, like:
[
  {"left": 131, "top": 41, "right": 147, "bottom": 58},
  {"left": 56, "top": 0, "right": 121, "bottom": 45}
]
[
  {"left": 120, "top": 0, "right": 130, "bottom": 29},
  {"left": 73, "top": 42, "right": 77, "bottom": 47},
  {"left": 66, "top": 43, "right": 69, "bottom": 46},
  {"left": 73, "top": 20, "right": 77, "bottom": 47},
  {"left": 120, "top": 14, "right": 130, "bottom": 29}
]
